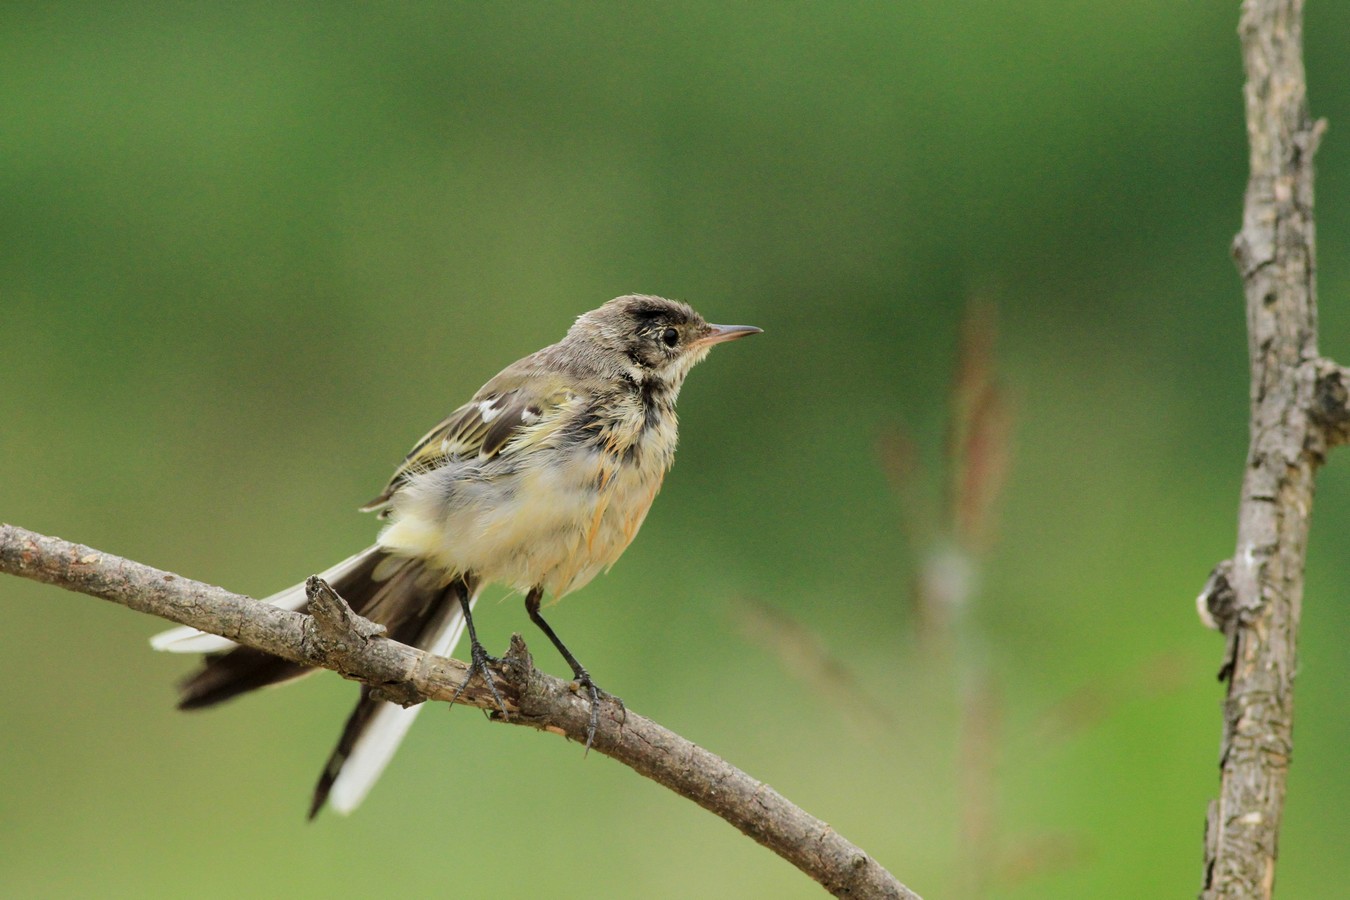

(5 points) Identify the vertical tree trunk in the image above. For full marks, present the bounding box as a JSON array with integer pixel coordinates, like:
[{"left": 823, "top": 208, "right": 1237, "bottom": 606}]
[{"left": 1200, "top": 2, "right": 1326, "bottom": 897}]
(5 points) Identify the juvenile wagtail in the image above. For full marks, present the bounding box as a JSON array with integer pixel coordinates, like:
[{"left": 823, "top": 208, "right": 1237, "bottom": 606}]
[{"left": 151, "top": 295, "right": 761, "bottom": 818}]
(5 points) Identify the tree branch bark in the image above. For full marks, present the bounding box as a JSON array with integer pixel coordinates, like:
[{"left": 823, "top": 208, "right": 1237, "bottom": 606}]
[
  {"left": 0, "top": 523, "right": 918, "bottom": 900},
  {"left": 1199, "top": 2, "right": 1343, "bottom": 897}
]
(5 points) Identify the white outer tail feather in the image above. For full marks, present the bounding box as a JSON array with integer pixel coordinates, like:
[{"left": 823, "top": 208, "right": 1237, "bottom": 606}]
[
  {"left": 327, "top": 587, "right": 478, "bottom": 815},
  {"left": 148, "top": 547, "right": 476, "bottom": 815},
  {"left": 148, "top": 550, "right": 377, "bottom": 654}
]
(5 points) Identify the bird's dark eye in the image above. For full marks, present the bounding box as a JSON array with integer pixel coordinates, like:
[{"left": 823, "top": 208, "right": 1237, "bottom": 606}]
[{"left": 660, "top": 327, "right": 679, "bottom": 347}]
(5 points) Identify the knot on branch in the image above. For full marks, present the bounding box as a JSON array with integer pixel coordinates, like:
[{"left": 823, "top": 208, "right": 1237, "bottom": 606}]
[
  {"left": 1310, "top": 359, "right": 1350, "bottom": 448},
  {"left": 1196, "top": 560, "right": 1236, "bottom": 634},
  {"left": 491, "top": 633, "right": 565, "bottom": 719},
  {"left": 472, "top": 634, "right": 536, "bottom": 718},
  {"left": 1197, "top": 560, "right": 1241, "bottom": 682},
  {"left": 307, "top": 576, "right": 386, "bottom": 646},
  {"left": 304, "top": 577, "right": 422, "bottom": 706},
  {"left": 502, "top": 632, "right": 535, "bottom": 676}
]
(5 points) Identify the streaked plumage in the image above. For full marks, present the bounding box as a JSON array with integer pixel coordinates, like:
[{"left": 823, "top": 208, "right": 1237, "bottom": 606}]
[{"left": 152, "top": 295, "right": 760, "bottom": 817}]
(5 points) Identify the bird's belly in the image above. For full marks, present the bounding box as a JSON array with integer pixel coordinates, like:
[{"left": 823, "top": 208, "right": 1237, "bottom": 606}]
[{"left": 377, "top": 448, "right": 665, "bottom": 598}]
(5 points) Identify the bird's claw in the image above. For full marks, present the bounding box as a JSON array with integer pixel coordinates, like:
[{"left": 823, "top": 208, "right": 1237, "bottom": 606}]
[
  {"left": 450, "top": 640, "right": 510, "bottom": 719},
  {"left": 570, "top": 670, "right": 618, "bottom": 753}
]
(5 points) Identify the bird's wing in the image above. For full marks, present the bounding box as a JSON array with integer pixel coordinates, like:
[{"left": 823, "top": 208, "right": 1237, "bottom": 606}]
[{"left": 360, "top": 368, "right": 584, "bottom": 513}]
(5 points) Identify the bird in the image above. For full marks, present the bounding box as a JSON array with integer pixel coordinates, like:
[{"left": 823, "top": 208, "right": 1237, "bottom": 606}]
[{"left": 150, "top": 294, "right": 761, "bottom": 818}]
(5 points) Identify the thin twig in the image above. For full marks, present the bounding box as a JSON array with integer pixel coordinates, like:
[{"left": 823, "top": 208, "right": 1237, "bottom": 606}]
[{"left": 0, "top": 522, "right": 919, "bottom": 900}]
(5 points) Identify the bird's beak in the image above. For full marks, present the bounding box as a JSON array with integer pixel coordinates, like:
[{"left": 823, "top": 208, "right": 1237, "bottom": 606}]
[{"left": 698, "top": 324, "right": 763, "bottom": 346}]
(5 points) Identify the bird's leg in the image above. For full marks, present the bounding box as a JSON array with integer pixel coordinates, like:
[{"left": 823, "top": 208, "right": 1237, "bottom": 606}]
[
  {"left": 525, "top": 586, "right": 613, "bottom": 750},
  {"left": 449, "top": 583, "right": 509, "bottom": 719}
]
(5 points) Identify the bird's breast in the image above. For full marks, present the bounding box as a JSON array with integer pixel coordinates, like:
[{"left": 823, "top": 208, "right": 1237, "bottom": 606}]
[{"left": 377, "top": 399, "right": 678, "bottom": 599}]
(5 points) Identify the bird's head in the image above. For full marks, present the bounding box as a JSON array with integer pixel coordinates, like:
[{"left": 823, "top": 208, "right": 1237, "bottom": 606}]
[{"left": 568, "top": 294, "right": 761, "bottom": 388}]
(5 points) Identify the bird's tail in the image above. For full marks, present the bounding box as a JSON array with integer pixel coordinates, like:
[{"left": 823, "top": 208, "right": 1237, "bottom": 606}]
[{"left": 149, "top": 547, "right": 475, "bottom": 818}]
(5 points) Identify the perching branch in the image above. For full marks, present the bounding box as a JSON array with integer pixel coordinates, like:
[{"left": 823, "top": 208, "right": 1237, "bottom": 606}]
[
  {"left": 1198, "top": 2, "right": 1350, "bottom": 897},
  {"left": 0, "top": 523, "right": 918, "bottom": 900}
]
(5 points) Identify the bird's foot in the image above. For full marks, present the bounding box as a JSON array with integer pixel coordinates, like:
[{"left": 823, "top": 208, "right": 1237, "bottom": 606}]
[
  {"left": 569, "top": 668, "right": 621, "bottom": 753},
  {"left": 450, "top": 639, "right": 510, "bottom": 719}
]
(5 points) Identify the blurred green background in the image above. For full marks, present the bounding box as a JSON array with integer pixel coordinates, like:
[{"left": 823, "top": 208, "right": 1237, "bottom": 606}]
[{"left": 4, "top": 3, "right": 1350, "bottom": 897}]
